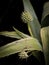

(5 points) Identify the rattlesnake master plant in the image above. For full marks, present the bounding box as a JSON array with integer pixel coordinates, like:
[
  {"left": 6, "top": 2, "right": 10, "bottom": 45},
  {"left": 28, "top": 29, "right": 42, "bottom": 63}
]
[{"left": 0, "top": 0, "right": 49, "bottom": 65}]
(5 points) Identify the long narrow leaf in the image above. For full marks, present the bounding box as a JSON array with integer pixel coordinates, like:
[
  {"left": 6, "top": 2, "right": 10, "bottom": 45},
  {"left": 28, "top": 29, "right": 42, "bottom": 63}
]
[
  {"left": 0, "top": 37, "right": 42, "bottom": 58},
  {"left": 0, "top": 31, "right": 21, "bottom": 39},
  {"left": 13, "top": 27, "right": 30, "bottom": 38},
  {"left": 22, "top": 0, "right": 41, "bottom": 42},
  {"left": 41, "top": 26, "right": 49, "bottom": 65},
  {"left": 0, "top": 29, "right": 29, "bottom": 39},
  {"left": 41, "top": 2, "right": 49, "bottom": 27}
]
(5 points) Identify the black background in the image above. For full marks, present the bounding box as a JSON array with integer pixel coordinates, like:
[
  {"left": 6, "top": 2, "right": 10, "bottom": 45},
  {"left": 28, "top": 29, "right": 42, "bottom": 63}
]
[
  {"left": 0, "top": 0, "right": 49, "bottom": 65},
  {"left": 0, "top": 0, "right": 49, "bottom": 31}
]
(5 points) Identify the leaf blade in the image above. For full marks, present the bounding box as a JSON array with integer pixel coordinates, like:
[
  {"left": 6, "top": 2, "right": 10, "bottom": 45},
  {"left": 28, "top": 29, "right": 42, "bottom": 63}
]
[
  {"left": 22, "top": 0, "right": 41, "bottom": 42},
  {"left": 0, "top": 37, "right": 42, "bottom": 58},
  {"left": 0, "top": 31, "right": 21, "bottom": 39},
  {"left": 41, "top": 26, "right": 49, "bottom": 65},
  {"left": 13, "top": 27, "right": 30, "bottom": 38}
]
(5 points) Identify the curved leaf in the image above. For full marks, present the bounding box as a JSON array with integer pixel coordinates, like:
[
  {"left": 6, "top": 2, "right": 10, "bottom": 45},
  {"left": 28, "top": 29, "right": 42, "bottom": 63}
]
[
  {"left": 41, "top": 26, "right": 49, "bottom": 65},
  {"left": 0, "top": 37, "right": 42, "bottom": 58},
  {"left": 0, "top": 28, "right": 29, "bottom": 39},
  {"left": 41, "top": 2, "right": 49, "bottom": 27}
]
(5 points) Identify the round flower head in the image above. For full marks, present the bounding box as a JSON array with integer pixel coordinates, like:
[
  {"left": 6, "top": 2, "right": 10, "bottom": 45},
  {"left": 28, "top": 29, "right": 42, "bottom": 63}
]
[{"left": 21, "top": 11, "right": 33, "bottom": 23}]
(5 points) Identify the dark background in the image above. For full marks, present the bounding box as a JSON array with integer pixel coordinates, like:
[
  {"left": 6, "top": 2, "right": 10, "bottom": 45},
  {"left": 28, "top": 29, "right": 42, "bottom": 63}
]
[
  {"left": 0, "top": 0, "right": 49, "bottom": 31},
  {"left": 0, "top": 0, "right": 49, "bottom": 65}
]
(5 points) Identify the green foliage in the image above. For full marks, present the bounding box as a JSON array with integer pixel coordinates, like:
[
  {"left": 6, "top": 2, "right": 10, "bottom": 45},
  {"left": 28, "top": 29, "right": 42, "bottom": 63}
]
[
  {"left": 0, "top": 37, "right": 42, "bottom": 58},
  {"left": 41, "top": 26, "right": 49, "bottom": 65},
  {"left": 0, "top": 0, "right": 49, "bottom": 65},
  {"left": 23, "top": 0, "right": 41, "bottom": 42}
]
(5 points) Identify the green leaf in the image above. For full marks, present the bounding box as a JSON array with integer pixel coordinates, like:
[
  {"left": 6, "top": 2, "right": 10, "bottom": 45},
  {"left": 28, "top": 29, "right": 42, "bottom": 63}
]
[
  {"left": 41, "top": 26, "right": 49, "bottom": 65},
  {"left": 13, "top": 27, "right": 30, "bottom": 38},
  {"left": 27, "top": 22, "right": 41, "bottom": 40},
  {"left": 41, "top": 2, "right": 49, "bottom": 27},
  {"left": 0, "top": 31, "right": 21, "bottom": 39},
  {"left": 0, "top": 28, "right": 29, "bottom": 39},
  {"left": 0, "top": 37, "right": 42, "bottom": 58},
  {"left": 22, "top": 0, "right": 41, "bottom": 42}
]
